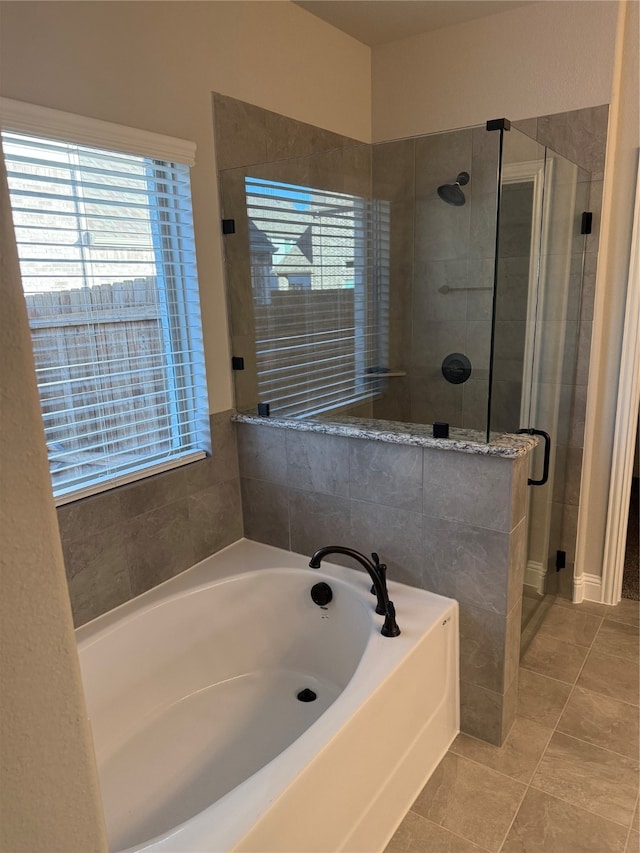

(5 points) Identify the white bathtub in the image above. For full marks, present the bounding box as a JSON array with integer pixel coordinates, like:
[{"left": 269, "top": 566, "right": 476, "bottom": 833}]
[{"left": 77, "top": 539, "right": 459, "bottom": 853}]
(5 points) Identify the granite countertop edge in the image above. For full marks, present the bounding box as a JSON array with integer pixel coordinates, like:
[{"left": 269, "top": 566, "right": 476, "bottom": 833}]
[{"left": 232, "top": 414, "right": 538, "bottom": 458}]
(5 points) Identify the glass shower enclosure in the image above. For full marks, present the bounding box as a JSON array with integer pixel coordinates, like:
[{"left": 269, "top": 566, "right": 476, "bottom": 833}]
[
  {"left": 218, "top": 117, "right": 591, "bottom": 650},
  {"left": 491, "top": 125, "right": 590, "bottom": 647}
]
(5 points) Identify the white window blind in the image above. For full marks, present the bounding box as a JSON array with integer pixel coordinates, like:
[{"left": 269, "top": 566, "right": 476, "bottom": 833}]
[
  {"left": 3, "top": 129, "right": 209, "bottom": 503},
  {"left": 245, "top": 177, "right": 390, "bottom": 418}
]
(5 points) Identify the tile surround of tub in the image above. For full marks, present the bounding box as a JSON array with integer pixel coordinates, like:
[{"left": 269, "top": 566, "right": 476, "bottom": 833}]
[
  {"left": 237, "top": 419, "right": 530, "bottom": 744},
  {"left": 58, "top": 411, "right": 243, "bottom": 627}
]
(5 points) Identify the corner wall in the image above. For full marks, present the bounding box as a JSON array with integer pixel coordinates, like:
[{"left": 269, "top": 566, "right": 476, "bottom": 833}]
[
  {"left": 371, "top": 1, "right": 617, "bottom": 141},
  {"left": 578, "top": 0, "right": 640, "bottom": 599},
  {"left": 0, "top": 148, "right": 107, "bottom": 851}
]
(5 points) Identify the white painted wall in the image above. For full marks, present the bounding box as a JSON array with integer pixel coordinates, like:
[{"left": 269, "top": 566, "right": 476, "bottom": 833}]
[
  {"left": 577, "top": 0, "right": 640, "bottom": 595},
  {"left": 371, "top": 1, "right": 618, "bottom": 140},
  {"left": 0, "top": 147, "right": 108, "bottom": 851},
  {"left": 0, "top": 0, "right": 371, "bottom": 414}
]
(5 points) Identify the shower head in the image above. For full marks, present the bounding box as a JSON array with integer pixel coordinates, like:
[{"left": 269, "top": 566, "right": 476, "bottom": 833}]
[{"left": 437, "top": 171, "right": 470, "bottom": 206}]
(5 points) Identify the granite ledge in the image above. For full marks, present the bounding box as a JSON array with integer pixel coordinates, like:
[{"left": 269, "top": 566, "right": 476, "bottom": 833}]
[{"left": 232, "top": 414, "right": 538, "bottom": 459}]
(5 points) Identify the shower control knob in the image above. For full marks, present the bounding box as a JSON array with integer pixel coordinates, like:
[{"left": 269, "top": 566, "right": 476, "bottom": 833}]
[{"left": 442, "top": 352, "right": 472, "bottom": 385}]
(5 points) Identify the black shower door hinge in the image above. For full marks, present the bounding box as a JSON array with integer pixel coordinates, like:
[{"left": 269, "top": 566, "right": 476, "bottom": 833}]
[
  {"left": 581, "top": 212, "right": 593, "bottom": 235},
  {"left": 486, "top": 118, "right": 511, "bottom": 132},
  {"left": 221, "top": 218, "right": 236, "bottom": 235}
]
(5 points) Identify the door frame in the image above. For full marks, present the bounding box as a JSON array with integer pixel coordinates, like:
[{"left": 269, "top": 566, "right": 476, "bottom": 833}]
[{"left": 600, "top": 154, "right": 640, "bottom": 605}]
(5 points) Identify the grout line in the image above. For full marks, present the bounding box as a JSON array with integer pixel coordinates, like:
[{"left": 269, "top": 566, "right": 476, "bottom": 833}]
[
  {"left": 628, "top": 794, "right": 640, "bottom": 850},
  {"left": 496, "top": 696, "right": 576, "bottom": 851},
  {"left": 447, "top": 745, "right": 533, "bottom": 787},
  {"left": 518, "top": 664, "right": 581, "bottom": 688},
  {"left": 512, "top": 613, "right": 639, "bottom": 834},
  {"left": 550, "top": 728, "right": 640, "bottom": 763},
  {"left": 572, "top": 614, "right": 605, "bottom": 683},
  {"left": 496, "top": 766, "right": 531, "bottom": 853},
  {"left": 497, "top": 614, "right": 608, "bottom": 850},
  {"left": 407, "top": 810, "right": 493, "bottom": 853},
  {"left": 525, "top": 784, "right": 638, "bottom": 832},
  {"left": 566, "top": 681, "right": 640, "bottom": 710},
  {"left": 549, "top": 614, "right": 603, "bottom": 728},
  {"left": 601, "top": 614, "right": 640, "bottom": 629},
  {"left": 519, "top": 661, "right": 581, "bottom": 687}
]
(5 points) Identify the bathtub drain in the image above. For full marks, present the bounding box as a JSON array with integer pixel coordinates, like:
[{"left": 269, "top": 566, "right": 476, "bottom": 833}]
[{"left": 297, "top": 688, "right": 317, "bottom": 702}]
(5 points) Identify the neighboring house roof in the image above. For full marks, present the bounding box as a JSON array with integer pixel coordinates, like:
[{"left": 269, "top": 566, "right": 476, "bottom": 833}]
[
  {"left": 272, "top": 242, "right": 312, "bottom": 277},
  {"left": 296, "top": 224, "right": 314, "bottom": 263},
  {"left": 248, "top": 220, "right": 276, "bottom": 256}
]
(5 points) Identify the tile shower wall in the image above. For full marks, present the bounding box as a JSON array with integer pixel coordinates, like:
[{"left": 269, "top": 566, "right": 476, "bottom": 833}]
[
  {"left": 57, "top": 411, "right": 242, "bottom": 627},
  {"left": 217, "top": 94, "right": 497, "bottom": 433},
  {"left": 490, "top": 181, "right": 535, "bottom": 433},
  {"left": 370, "top": 128, "right": 499, "bottom": 431},
  {"left": 237, "top": 421, "right": 529, "bottom": 745}
]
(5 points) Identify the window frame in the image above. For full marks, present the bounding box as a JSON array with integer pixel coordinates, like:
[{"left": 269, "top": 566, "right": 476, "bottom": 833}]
[{"left": 1, "top": 98, "right": 210, "bottom": 506}]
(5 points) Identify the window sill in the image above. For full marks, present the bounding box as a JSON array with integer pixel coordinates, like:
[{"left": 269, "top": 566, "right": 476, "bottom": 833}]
[{"left": 53, "top": 450, "right": 207, "bottom": 507}]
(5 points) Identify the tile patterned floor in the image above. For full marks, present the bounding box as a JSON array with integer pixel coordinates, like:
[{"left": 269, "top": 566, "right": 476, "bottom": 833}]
[{"left": 385, "top": 597, "right": 640, "bottom": 853}]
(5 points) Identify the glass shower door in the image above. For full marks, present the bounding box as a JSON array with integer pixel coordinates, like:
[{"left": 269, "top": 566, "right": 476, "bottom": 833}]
[{"left": 491, "top": 126, "right": 590, "bottom": 650}]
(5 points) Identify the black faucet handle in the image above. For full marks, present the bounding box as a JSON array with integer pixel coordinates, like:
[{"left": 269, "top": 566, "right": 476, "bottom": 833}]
[
  {"left": 372, "top": 552, "right": 387, "bottom": 575},
  {"left": 381, "top": 599, "right": 401, "bottom": 637},
  {"left": 369, "top": 552, "right": 387, "bottom": 597}
]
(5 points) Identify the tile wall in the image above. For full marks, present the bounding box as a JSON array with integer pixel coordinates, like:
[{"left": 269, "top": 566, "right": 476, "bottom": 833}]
[
  {"left": 218, "top": 95, "right": 610, "bottom": 600},
  {"left": 57, "top": 411, "right": 242, "bottom": 626},
  {"left": 370, "top": 128, "right": 500, "bottom": 431},
  {"left": 373, "top": 107, "right": 609, "bottom": 599},
  {"left": 237, "top": 420, "right": 530, "bottom": 745}
]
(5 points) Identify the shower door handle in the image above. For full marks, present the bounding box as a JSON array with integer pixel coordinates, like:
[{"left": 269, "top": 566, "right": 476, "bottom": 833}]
[{"left": 517, "top": 428, "right": 551, "bottom": 486}]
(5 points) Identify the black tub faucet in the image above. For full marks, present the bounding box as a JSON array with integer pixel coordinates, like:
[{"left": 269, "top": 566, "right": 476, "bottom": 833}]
[{"left": 309, "top": 546, "right": 401, "bottom": 637}]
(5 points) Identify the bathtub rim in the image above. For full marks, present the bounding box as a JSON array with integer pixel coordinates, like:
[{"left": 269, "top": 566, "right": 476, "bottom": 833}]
[
  {"left": 76, "top": 537, "right": 457, "bottom": 642},
  {"left": 76, "top": 538, "right": 459, "bottom": 853}
]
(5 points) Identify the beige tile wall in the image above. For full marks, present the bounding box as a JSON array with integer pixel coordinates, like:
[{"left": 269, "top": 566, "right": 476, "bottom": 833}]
[
  {"left": 237, "top": 420, "right": 530, "bottom": 745},
  {"left": 57, "top": 410, "right": 242, "bottom": 626},
  {"left": 217, "top": 96, "right": 609, "bottom": 595}
]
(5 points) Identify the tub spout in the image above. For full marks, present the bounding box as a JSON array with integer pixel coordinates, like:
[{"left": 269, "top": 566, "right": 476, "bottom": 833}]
[{"left": 309, "top": 546, "right": 401, "bottom": 637}]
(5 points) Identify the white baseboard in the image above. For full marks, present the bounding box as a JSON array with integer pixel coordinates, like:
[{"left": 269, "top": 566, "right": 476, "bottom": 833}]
[
  {"left": 524, "top": 561, "right": 546, "bottom": 595},
  {"left": 573, "top": 572, "right": 603, "bottom": 604}
]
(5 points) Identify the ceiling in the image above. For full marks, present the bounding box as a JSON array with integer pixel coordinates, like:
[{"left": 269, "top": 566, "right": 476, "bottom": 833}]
[{"left": 294, "top": 1, "right": 534, "bottom": 47}]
